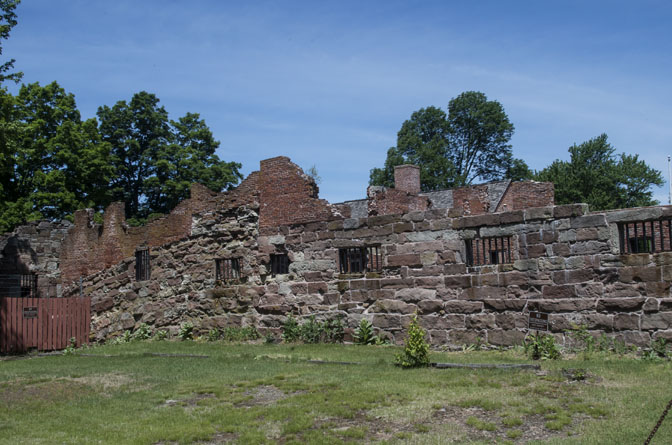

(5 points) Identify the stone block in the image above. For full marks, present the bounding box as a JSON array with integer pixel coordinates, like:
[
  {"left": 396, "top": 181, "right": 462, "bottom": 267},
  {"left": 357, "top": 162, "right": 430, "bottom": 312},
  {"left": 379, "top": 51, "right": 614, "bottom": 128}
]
[
  {"left": 417, "top": 299, "right": 444, "bottom": 314},
  {"left": 373, "top": 314, "right": 401, "bottom": 329},
  {"left": 487, "top": 329, "right": 526, "bottom": 346},
  {"left": 643, "top": 298, "right": 660, "bottom": 312},
  {"left": 551, "top": 269, "right": 593, "bottom": 284},
  {"left": 444, "top": 264, "right": 468, "bottom": 275},
  {"left": 414, "top": 276, "right": 443, "bottom": 288},
  {"left": 444, "top": 300, "right": 483, "bottom": 314},
  {"left": 553, "top": 204, "right": 588, "bottom": 218},
  {"left": 641, "top": 312, "right": 672, "bottom": 330},
  {"left": 645, "top": 282, "right": 670, "bottom": 297},
  {"left": 615, "top": 331, "right": 651, "bottom": 347},
  {"left": 482, "top": 299, "right": 527, "bottom": 311},
  {"left": 614, "top": 314, "right": 640, "bottom": 330},
  {"left": 445, "top": 275, "right": 472, "bottom": 288},
  {"left": 374, "top": 299, "right": 417, "bottom": 314},
  {"left": 528, "top": 298, "right": 595, "bottom": 312},
  {"left": 660, "top": 299, "right": 672, "bottom": 310},
  {"left": 524, "top": 207, "right": 553, "bottom": 221},
  {"left": 499, "top": 210, "right": 525, "bottom": 224},
  {"left": 618, "top": 266, "right": 661, "bottom": 283},
  {"left": 455, "top": 213, "right": 500, "bottom": 229},
  {"left": 465, "top": 314, "right": 496, "bottom": 329},
  {"left": 462, "top": 286, "right": 506, "bottom": 299},
  {"left": 92, "top": 296, "right": 114, "bottom": 313},
  {"left": 474, "top": 274, "right": 499, "bottom": 287},
  {"left": 449, "top": 329, "right": 483, "bottom": 346},
  {"left": 552, "top": 243, "right": 571, "bottom": 257},
  {"left": 387, "top": 254, "right": 422, "bottom": 267},
  {"left": 570, "top": 214, "right": 606, "bottom": 229},
  {"left": 395, "top": 287, "right": 436, "bottom": 302},
  {"left": 495, "top": 313, "right": 528, "bottom": 329},
  {"left": 542, "top": 285, "right": 577, "bottom": 299},
  {"left": 596, "top": 297, "right": 645, "bottom": 312}
]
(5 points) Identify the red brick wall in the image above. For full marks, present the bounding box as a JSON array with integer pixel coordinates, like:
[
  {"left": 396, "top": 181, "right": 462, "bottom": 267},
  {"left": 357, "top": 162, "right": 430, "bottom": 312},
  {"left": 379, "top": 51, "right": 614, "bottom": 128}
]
[
  {"left": 367, "top": 187, "right": 429, "bottom": 217},
  {"left": 258, "top": 157, "right": 338, "bottom": 229},
  {"left": 394, "top": 165, "right": 421, "bottom": 195},
  {"left": 496, "top": 181, "right": 554, "bottom": 212},
  {"left": 452, "top": 184, "right": 490, "bottom": 215}
]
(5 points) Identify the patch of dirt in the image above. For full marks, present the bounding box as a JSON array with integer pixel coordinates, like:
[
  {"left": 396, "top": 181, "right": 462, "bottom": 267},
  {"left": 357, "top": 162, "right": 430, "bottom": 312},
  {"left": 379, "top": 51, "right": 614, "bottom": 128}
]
[
  {"left": 0, "top": 379, "right": 91, "bottom": 404},
  {"left": 432, "top": 406, "right": 580, "bottom": 444},
  {"left": 162, "top": 392, "right": 216, "bottom": 408},
  {"left": 236, "top": 385, "right": 288, "bottom": 407},
  {"left": 194, "top": 432, "right": 238, "bottom": 444},
  {"left": 67, "top": 373, "right": 134, "bottom": 391}
]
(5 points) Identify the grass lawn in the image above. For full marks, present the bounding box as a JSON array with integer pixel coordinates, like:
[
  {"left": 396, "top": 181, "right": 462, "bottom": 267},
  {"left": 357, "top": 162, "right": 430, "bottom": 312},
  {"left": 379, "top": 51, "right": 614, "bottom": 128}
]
[{"left": 0, "top": 341, "right": 671, "bottom": 444}]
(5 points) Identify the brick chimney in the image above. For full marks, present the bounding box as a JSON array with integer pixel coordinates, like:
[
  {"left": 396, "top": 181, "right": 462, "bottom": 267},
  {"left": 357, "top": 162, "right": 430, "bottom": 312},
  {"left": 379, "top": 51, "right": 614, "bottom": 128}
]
[{"left": 394, "top": 164, "right": 421, "bottom": 195}]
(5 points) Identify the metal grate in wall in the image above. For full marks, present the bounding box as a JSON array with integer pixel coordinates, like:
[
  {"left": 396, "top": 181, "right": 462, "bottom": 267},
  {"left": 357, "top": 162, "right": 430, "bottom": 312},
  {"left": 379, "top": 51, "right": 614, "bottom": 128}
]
[
  {"left": 338, "top": 246, "right": 382, "bottom": 274},
  {"left": 465, "top": 236, "right": 513, "bottom": 267},
  {"left": 135, "top": 248, "right": 151, "bottom": 281},
  {"left": 216, "top": 258, "right": 240, "bottom": 282},
  {"left": 618, "top": 219, "right": 672, "bottom": 254}
]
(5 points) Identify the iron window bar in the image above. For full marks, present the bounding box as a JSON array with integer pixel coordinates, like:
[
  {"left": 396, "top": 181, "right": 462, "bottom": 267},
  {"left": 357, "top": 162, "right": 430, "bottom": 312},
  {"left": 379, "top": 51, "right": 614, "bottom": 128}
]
[
  {"left": 0, "top": 274, "right": 38, "bottom": 297},
  {"left": 270, "top": 254, "right": 290, "bottom": 276},
  {"left": 338, "top": 246, "right": 382, "bottom": 274},
  {"left": 215, "top": 258, "right": 240, "bottom": 282},
  {"left": 465, "top": 236, "right": 513, "bottom": 267},
  {"left": 618, "top": 219, "right": 672, "bottom": 254},
  {"left": 135, "top": 248, "right": 151, "bottom": 281}
]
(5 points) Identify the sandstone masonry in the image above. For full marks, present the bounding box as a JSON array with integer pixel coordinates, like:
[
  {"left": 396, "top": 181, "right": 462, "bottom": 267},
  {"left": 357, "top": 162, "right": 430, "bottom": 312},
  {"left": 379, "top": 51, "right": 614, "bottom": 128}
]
[{"left": 2, "top": 156, "right": 671, "bottom": 347}]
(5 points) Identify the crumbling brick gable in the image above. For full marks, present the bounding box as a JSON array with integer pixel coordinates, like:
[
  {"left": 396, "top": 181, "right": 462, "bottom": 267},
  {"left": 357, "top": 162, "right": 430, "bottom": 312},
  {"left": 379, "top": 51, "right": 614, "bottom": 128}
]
[
  {"left": 258, "top": 157, "right": 339, "bottom": 229},
  {"left": 496, "top": 181, "right": 554, "bottom": 212},
  {"left": 452, "top": 184, "right": 491, "bottom": 215},
  {"left": 366, "top": 186, "right": 430, "bottom": 217}
]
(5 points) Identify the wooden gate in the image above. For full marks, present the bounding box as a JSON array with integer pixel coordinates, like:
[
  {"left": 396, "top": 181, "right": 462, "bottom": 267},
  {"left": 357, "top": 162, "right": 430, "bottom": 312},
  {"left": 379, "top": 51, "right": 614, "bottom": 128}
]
[{"left": 0, "top": 296, "right": 91, "bottom": 354}]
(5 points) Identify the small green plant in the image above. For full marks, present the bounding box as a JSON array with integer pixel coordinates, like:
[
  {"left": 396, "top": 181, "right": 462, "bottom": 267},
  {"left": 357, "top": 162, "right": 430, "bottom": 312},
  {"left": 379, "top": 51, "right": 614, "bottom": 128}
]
[
  {"left": 207, "top": 328, "right": 221, "bottom": 342},
  {"left": 222, "top": 326, "right": 260, "bottom": 342},
  {"left": 354, "top": 319, "right": 378, "bottom": 345},
  {"left": 322, "top": 317, "right": 345, "bottom": 343},
  {"left": 566, "top": 324, "right": 595, "bottom": 355},
  {"left": 524, "top": 333, "right": 561, "bottom": 360},
  {"left": 63, "top": 337, "right": 77, "bottom": 355},
  {"left": 109, "top": 330, "right": 133, "bottom": 345},
  {"left": 264, "top": 333, "right": 275, "bottom": 344},
  {"left": 132, "top": 323, "right": 152, "bottom": 341},
  {"left": 282, "top": 314, "right": 301, "bottom": 342},
  {"left": 178, "top": 322, "right": 194, "bottom": 341},
  {"left": 395, "top": 314, "right": 430, "bottom": 368},
  {"left": 299, "top": 316, "right": 322, "bottom": 344},
  {"left": 152, "top": 329, "right": 168, "bottom": 341},
  {"left": 643, "top": 337, "right": 669, "bottom": 360}
]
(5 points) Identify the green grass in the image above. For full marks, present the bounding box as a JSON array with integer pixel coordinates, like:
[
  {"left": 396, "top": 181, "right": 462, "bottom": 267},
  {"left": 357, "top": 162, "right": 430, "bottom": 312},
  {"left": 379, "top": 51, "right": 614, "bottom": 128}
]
[{"left": 0, "top": 342, "right": 670, "bottom": 444}]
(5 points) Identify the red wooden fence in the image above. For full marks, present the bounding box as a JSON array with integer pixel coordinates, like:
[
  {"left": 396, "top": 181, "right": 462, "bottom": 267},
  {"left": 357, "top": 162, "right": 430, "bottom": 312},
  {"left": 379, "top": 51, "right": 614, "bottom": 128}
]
[{"left": 0, "top": 296, "right": 91, "bottom": 354}]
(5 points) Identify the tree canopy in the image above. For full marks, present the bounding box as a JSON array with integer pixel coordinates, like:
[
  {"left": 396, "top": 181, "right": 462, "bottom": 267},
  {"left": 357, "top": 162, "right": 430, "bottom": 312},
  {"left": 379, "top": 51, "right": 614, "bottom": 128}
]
[
  {"left": 534, "top": 134, "right": 663, "bottom": 211},
  {"left": 0, "top": 0, "right": 22, "bottom": 84},
  {"left": 370, "top": 91, "right": 526, "bottom": 191},
  {"left": 97, "top": 92, "right": 242, "bottom": 223}
]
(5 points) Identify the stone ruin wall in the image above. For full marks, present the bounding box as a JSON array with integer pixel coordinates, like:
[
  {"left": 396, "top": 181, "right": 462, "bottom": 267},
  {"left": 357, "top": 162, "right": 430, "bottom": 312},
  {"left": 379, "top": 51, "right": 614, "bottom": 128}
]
[
  {"left": 73, "top": 199, "right": 672, "bottom": 348},
  {"left": 0, "top": 220, "right": 73, "bottom": 296},
  {"left": 2, "top": 156, "right": 670, "bottom": 347}
]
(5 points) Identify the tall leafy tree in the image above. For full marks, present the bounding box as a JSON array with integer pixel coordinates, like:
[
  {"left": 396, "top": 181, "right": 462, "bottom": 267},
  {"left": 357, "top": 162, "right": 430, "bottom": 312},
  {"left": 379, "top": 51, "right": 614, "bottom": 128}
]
[
  {"left": 0, "top": 82, "right": 113, "bottom": 232},
  {"left": 98, "top": 92, "right": 242, "bottom": 221},
  {"left": 370, "top": 91, "right": 521, "bottom": 191},
  {"left": 0, "top": 0, "right": 22, "bottom": 84},
  {"left": 535, "top": 134, "right": 663, "bottom": 210}
]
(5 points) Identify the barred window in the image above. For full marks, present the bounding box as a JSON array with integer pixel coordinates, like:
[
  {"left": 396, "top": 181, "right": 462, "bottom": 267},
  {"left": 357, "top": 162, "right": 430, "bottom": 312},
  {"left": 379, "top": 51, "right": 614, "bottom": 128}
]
[
  {"left": 618, "top": 219, "right": 672, "bottom": 254},
  {"left": 339, "top": 246, "right": 382, "bottom": 274},
  {"left": 465, "top": 236, "right": 512, "bottom": 267},
  {"left": 216, "top": 258, "right": 240, "bottom": 282},
  {"left": 135, "top": 248, "right": 151, "bottom": 281},
  {"left": 270, "top": 254, "right": 290, "bottom": 275}
]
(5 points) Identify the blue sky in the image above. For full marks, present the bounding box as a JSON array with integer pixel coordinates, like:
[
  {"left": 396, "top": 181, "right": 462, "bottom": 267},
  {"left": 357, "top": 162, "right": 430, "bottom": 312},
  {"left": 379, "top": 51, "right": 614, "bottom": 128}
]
[{"left": 6, "top": 0, "right": 672, "bottom": 204}]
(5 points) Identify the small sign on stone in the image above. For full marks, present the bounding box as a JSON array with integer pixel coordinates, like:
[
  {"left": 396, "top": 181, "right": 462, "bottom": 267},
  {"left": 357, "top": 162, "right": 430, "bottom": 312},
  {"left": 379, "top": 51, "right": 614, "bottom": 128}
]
[
  {"left": 23, "top": 307, "right": 38, "bottom": 319},
  {"left": 528, "top": 311, "right": 549, "bottom": 331}
]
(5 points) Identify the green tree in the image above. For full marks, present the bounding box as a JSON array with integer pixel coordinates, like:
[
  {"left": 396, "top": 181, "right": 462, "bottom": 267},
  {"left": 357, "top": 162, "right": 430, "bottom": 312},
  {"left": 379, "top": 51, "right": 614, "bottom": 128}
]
[
  {"left": 97, "top": 92, "right": 242, "bottom": 221},
  {"left": 370, "top": 91, "right": 521, "bottom": 191},
  {"left": 0, "top": 82, "right": 113, "bottom": 232},
  {"left": 535, "top": 134, "right": 663, "bottom": 210},
  {"left": 0, "top": 0, "right": 22, "bottom": 84}
]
